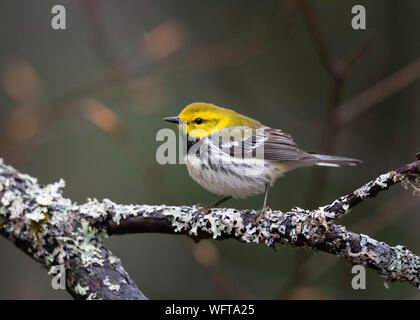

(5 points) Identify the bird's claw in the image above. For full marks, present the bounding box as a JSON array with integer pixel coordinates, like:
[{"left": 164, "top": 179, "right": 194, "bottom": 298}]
[
  {"left": 254, "top": 207, "right": 270, "bottom": 225},
  {"left": 193, "top": 206, "right": 212, "bottom": 224},
  {"left": 197, "top": 206, "right": 212, "bottom": 215}
]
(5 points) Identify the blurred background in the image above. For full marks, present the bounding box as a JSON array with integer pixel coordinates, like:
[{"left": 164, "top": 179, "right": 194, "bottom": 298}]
[{"left": 0, "top": 0, "right": 419, "bottom": 299}]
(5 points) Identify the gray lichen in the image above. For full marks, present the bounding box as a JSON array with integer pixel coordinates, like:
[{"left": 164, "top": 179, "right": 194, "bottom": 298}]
[
  {"left": 1, "top": 156, "right": 420, "bottom": 298},
  {"left": 401, "top": 177, "right": 420, "bottom": 196},
  {"left": 0, "top": 159, "right": 147, "bottom": 300},
  {"left": 75, "top": 283, "right": 89, "bottom": 296}
]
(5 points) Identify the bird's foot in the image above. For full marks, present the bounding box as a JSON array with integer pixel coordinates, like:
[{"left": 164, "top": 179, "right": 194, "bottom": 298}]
[
  {"left": 195, "top": 196, "right": 232, "bottom": 216},
  {"left": 196, "top": 205, "right": 213, "bottom": 215},
  {"left": 191, "top": 205, "right": 212, "bottom": 225},
  {"left": 255, "top": 206, "right": 270, "bottom": 225}
]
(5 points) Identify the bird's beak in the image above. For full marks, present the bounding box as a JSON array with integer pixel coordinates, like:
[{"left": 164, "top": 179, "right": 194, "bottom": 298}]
[{"left": 163, "top": 116, "right": 181, "bottom": 124}]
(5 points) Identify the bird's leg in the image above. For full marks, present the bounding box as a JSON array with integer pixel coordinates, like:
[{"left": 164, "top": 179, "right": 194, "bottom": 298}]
[
  {"left": 210, "top": 196, "right": 233, "bottom": 208},
  {"left": 197, "top": 196, "right": 232, "bottom": 214},
  {"left": 255, "top": 184, "right": 270, "bottom": 224},
  {"left": 194, "top": 196, "right": 232, "bottom": 228}
]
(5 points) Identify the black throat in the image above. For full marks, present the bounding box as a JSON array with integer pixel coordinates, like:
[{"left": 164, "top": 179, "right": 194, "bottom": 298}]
[{"left": 186, "top": 134, "right": 200, "bottom": 153}]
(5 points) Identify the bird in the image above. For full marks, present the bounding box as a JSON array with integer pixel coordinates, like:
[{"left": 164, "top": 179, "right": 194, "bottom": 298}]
[{"left": 164, "top": 102, "right": 361, "bottom": 221}]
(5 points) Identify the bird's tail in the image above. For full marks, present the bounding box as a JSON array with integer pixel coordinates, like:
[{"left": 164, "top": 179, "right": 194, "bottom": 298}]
[{"left": 313, "top": 154, "right": 362, "bottom": 167}]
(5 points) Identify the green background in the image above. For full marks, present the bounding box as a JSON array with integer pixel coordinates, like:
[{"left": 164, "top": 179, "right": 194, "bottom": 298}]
[{"left": 0, "top": 0, "right": 419, "bottom": 299}]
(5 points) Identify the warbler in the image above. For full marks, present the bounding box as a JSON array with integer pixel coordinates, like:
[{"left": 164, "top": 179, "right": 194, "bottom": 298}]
[{"left": 164, "top": 102, "right": 361, "bottom": 219}]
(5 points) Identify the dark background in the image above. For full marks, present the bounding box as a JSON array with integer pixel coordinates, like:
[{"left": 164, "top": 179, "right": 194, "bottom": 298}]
[{"left": 0, "top": 0, "right": 419, "bottom": 299}]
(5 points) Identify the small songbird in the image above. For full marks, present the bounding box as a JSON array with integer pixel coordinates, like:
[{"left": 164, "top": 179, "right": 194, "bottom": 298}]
[{"left": 164, "top": 102, "right": 361, "bottom": 220}]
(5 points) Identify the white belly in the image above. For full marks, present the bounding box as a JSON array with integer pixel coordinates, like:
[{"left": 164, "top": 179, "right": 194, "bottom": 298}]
[{"left": 185, "top": 153, "right": 283, "bottom": 199}]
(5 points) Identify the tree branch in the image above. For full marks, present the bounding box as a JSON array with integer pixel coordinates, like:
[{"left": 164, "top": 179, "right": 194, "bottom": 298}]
[
  {"left": 0, "top": 159, "right": 147, "bottom": 300},
  {"left": 102, "top": 158, "right": 420, "bottom": 288},
  {"left": 1, "top": 156, "right": 420, "bottom": 299}
]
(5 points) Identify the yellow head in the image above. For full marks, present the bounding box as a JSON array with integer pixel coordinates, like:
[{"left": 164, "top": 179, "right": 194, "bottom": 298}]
[{"left": 164, "top": 102, "right": 262, "bottom": 139}]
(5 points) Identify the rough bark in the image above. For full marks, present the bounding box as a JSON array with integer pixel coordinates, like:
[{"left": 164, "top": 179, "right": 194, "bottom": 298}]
[{"left": 0, "top": 156, "right": 419, "bottom": 299}]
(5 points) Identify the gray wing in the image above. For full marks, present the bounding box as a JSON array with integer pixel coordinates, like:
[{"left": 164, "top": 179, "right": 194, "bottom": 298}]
[
  {"left": 211, "top": 126, "right": 313, "bottom": 161},
  {"left": 261, "top": 127, "right": 311, "bottom": 161}
]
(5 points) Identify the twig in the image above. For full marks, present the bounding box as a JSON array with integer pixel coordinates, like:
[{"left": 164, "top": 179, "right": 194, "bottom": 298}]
[
  {"left": 298, "top": 194, "right": 419, "bottom": 282},
  {"left": 335, "top": 57, "right": 420, "bottom": 124},
  {"left": 297, "top": 0, "right": 374, "bottom": 209}
]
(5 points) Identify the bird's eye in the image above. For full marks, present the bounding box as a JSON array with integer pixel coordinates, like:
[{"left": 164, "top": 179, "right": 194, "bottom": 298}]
[{"left": 194, "top": 118, "right": 203, "bottom": 124}]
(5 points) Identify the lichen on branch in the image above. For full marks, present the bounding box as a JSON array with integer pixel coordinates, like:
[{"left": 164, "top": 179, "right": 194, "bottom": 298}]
[
  {"left": 0, "top": 159, "right": 146, "bottom": 300},
  {"left": 0, "top": 156, "right": 420, "bottom": 299}
]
